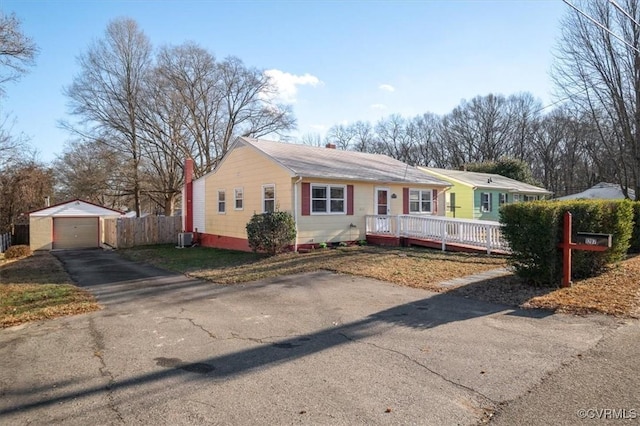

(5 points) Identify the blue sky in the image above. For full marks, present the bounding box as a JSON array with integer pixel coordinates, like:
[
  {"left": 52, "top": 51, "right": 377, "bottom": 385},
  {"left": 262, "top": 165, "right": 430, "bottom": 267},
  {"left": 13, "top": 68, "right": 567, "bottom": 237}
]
[{"left": 3, "top": 0, "right": 567, "bottom": 163}]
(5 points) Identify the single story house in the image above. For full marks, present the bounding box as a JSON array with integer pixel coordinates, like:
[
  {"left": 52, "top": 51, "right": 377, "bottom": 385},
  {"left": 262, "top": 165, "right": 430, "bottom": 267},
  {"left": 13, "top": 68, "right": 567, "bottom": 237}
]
[
  {"left": 183, "top": 137, "right": 451, "bottom": 251},
  {"left": 30, "top": 199, "right": 123, "bottom": 250},
  {"left": 556, "top": 182, "right": 635, "bottom": 200},
  {"left": 418, "top": 167, "right": 552, "bottom": 221}
]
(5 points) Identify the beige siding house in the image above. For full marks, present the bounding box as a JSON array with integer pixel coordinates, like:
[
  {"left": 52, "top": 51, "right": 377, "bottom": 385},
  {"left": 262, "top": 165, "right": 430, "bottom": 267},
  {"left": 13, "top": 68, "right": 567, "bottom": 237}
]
[{"left": 185, "top": 137, "right": 450, "bottom": 251}]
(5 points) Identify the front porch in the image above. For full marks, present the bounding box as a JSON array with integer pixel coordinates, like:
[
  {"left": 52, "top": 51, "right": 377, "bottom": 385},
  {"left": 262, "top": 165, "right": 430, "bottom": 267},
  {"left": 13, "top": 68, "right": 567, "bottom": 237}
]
[{"left": 365, "top": 215, "right": 510, "bottom": 255}]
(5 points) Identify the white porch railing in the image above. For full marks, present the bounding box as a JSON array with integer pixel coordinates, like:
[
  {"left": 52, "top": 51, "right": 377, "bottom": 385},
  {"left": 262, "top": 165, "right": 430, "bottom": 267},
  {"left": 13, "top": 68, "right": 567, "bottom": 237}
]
[{"left": 365, "top": 215, "right": 509, "bottom": 254}]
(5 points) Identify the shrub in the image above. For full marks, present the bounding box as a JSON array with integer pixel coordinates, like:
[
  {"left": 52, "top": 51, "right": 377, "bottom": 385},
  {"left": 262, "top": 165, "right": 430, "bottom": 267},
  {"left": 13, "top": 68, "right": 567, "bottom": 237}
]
[
  {"left": 4, "top": 245, "right": 32, "bottom": 260},
  {"left": 246, "top": 211, "right": 296, "bottom": 255},
  {"left": 500, "top": 199, "right": 633, "bottom": 286},
  {"left": 629, "top": 202, "right": 640, "bottom": 253}
]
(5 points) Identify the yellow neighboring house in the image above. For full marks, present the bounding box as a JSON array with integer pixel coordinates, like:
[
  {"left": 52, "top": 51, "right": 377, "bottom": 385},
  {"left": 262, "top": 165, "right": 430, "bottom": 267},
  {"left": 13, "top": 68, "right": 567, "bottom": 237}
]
[
  {"left": 184, "top": 137, "right": 451, "bottom": 251},
  {"left": 418, "top": 167, "right": 552, "bottom": 221}
]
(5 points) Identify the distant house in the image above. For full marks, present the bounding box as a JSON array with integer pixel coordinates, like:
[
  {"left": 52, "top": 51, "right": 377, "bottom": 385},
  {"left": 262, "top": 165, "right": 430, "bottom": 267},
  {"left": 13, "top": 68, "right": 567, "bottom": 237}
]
[
  {"left": 556, "top": 182, "right": 635, "bottom": 201},
  {"left": 183, "top": 137, "right": 451, "bottom": 251},
  {"left": 29, "top": 199, "right": 124, "bottom": 251},
  {"left": 418, "top": 167, "right": 552, "bottom": 221}
]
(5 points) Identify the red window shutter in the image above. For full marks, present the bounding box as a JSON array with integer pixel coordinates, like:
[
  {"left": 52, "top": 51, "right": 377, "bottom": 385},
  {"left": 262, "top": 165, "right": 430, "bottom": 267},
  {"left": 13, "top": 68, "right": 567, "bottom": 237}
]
[
  {"left": 432, "top": 189, "right": 438, "bottom": 213},
  {"left": 301, "top": 182, "right": 310, "bottom": 216},
  {"left": 347, "top": 185, "right": 354, "bottom": 215},
  {"left": 403, "top": 187, "right": 409, "bottom": 214}
]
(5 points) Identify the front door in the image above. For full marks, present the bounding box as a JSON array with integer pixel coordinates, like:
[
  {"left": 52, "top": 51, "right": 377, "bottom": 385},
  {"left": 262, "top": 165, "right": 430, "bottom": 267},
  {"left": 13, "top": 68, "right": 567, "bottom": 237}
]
[{"left": 375, "top": 188, "right": 390, "bottom": 232}]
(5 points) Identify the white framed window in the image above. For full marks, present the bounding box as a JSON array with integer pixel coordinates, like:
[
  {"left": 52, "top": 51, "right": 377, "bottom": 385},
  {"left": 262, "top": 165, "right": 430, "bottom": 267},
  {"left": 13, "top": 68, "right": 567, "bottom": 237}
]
[
  {"left": 498, "top": 193, "right": 508, "bottom": 206},
  {"left": 524, "top": 195, "right": 538, "bottom": 202},
  {"left": 311, "top": 184, "right": 346, "bottom": 214},
  {"left": 409, "top": 189, "right": 432, "bottom": 213},
  {"left": 217, "top": 190, "right": 226, "bottom": 214},
  {"left": 480, "top": 192, "right": 492, "bottom": 212},
  {"left": 234, "top": 188, "right": 243, "bottom": 210},
  {"left": 263, "top": 184, "right": 275, "bottom": 213}
]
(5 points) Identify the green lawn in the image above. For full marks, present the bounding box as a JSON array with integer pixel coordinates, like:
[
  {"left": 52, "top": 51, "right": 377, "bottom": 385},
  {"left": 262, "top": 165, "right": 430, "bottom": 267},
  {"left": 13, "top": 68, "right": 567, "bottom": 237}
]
[{"left": 119, "top": 244, "right": 264, "bottom": 272}]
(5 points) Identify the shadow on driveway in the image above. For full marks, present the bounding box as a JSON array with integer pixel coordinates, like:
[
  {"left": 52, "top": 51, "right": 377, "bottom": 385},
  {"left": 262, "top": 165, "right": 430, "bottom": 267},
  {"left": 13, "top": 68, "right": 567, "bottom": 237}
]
[{"left": 4, "top": 248, "right": 554, "bottom": 416}]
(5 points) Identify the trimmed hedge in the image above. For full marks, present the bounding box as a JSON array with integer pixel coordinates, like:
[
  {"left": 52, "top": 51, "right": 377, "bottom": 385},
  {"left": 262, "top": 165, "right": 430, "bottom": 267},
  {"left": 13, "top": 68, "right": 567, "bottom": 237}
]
[
  {"left": 629, "top": 202, "right": 640, "bottom": 253},
  {"left": 246, "top": 211, "right": 296, "bottom": 255},
  {"left": 500, "top": 200, "right": 633, "bottom": 286}
]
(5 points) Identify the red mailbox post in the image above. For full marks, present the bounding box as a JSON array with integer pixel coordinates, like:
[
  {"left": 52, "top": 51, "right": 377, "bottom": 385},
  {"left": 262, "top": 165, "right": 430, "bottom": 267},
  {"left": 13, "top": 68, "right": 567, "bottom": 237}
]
[{"left": 557, "top": 212, "right": 611, "bottom": 288}]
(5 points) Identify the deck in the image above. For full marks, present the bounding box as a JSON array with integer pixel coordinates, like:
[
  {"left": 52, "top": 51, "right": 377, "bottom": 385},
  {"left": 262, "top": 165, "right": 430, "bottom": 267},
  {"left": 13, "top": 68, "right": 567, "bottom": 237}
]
[{"left": 365, "top": 215, "right": 510, "bottom": 255}]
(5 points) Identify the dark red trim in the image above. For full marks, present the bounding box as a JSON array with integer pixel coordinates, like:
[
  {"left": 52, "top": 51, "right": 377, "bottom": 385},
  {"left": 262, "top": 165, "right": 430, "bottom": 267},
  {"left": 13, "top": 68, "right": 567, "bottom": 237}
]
[
  {"left": 403, "top": 188, "right": 409, "bottom": 214},
  {"left": 367, "top": 235, "right": 401, "bottom": 247},
  {"left": 301, "top": 182, "right": 310, "bottom": 216},
  {"left": 347, "top": 185, "right": 354, "bottom": 215},
  {"left": 199, "top": 233, "right": 252, "bottom": 252},
  {"left": 184, "top": 158, "right": 194, "bottom": 232}
]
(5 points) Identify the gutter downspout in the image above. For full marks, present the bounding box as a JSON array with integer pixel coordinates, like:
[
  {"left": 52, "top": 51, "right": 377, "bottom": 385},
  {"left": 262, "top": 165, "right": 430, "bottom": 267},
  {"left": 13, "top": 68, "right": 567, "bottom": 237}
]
[{"left": 293, "top": 176, "right": 303, "bottom": 252}]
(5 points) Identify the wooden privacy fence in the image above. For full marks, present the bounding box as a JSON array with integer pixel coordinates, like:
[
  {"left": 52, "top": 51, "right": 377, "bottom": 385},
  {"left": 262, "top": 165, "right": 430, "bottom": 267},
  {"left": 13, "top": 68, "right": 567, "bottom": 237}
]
[{"left": 104, "top": 216, "right": 182, "bottom": 249}]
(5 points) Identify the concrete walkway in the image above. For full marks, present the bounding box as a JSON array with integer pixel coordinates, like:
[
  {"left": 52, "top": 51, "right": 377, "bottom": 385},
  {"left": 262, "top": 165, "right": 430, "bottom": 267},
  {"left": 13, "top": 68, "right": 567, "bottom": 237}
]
[{"left": 438, "top": 267, "right": 512, "bottom": 288}]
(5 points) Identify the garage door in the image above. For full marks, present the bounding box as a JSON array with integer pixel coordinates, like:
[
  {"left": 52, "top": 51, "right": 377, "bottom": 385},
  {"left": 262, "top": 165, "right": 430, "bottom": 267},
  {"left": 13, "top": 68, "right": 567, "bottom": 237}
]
[{"left": 53, "top": 217, "right": 99, "bottom": 249}]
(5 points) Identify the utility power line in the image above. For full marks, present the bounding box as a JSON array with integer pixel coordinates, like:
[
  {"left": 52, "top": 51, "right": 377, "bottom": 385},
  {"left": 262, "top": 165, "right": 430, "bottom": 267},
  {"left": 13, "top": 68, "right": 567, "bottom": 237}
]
[
  {"left": 561, "top": 0, "right": 640, "bottom": 54},
  {"left": 608, "top": 0, "right": 640, "bottom": 29}
]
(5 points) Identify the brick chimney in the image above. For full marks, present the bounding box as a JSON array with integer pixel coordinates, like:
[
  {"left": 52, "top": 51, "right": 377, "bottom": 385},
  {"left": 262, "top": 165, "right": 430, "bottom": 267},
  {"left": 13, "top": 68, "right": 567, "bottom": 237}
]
[
  {"left": 184, "top": 158, "right": 194, "bottom": 232},
  {"left": 325, "top": 143, "right": 336, "bottom": 149}
]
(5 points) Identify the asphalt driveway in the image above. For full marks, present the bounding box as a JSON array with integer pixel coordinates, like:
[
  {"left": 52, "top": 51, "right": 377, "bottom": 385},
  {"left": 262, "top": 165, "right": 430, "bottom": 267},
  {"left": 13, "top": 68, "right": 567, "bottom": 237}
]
[{"left": 0, "top": 249, "right": 629, "bottom": 424}]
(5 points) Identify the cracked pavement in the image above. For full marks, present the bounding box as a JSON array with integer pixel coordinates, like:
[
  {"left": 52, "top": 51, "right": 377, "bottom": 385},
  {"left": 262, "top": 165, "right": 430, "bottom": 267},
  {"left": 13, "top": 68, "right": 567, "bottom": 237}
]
[{"left": 0, "top": 249, "right": 627, "bottom": 425}]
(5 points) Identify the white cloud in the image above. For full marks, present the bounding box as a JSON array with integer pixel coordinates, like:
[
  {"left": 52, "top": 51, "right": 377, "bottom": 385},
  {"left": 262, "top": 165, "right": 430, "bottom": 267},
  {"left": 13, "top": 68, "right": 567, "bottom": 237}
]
[
  {"left": 370, "top": 103, "right": 387, "bottom": 110},
  {"left": 264, "top": 69, "right": 322, "bottom": 103},
  {"left": 379, "top": 84, "right": 395, "bottom": 92},
  {"left": 309, "top": 124, "right": 326, "bottom": 131}
]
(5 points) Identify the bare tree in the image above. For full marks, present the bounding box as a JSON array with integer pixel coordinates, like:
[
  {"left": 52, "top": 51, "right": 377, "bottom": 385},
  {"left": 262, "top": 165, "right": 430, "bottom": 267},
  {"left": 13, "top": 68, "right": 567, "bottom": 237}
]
[
  {"left": 154, "top": 44, "right": 295, "bottom": 177},
  {"left": 0, "top": 161, "right": 53, "bottom": 232},
  {"left": 0, "top": 11, "right": 36, "bottom": 172},
  {"left": 407, "top": 113, "right": 445, "bottom": 167},
  {"left": 0, "top": 11, "right": 37, "bottom": 96},
  {"left": 350, "top": 120, "right": 376, "bottom": 153},
  {"left": 53, "top": 139, "right": 128, "bottom": 209},
  {"left": 299, "top": 132, "right": 325, "bottom": 147},
  {"left": 218, "top": 56, "right": 295, "bottom": 163},
  {"left": 325, "top": 123, "right": 354, "bottom": 149},
  {"left": 64, "top": 18, "right": 152, "bottom": 215},
  {"left": 553, "top": 0, "right": 640, "bottom": 198}
]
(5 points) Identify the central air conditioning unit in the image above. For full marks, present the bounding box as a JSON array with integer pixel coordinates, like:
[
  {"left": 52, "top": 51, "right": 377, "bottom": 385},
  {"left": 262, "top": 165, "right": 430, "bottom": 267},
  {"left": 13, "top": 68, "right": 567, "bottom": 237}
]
[{"left": 177, "top": 232, "right": 193, "bottom": 248}]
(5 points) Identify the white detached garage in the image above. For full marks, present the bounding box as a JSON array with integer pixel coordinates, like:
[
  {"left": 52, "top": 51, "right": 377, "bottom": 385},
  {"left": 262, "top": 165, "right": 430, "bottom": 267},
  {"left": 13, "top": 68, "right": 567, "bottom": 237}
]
[{"left": 30, "top": 199, "right": 123, "bottom": 251}]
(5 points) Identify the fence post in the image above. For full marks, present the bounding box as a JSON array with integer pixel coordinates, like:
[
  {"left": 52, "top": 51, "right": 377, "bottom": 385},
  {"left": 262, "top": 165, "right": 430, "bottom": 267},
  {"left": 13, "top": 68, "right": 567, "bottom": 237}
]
[
  {"left": 485, "top": 224, "right": 492, "bottom": 255},
  {"left": 441, "top": 219, "right": 446, "bottom": 251}
]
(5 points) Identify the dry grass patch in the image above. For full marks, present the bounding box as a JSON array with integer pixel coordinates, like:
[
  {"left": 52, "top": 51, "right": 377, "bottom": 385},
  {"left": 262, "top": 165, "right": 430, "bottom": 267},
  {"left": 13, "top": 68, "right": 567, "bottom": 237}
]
[
  {"left": 0, "top": 252, "right": 100, "bottom": 328},
  {"left": 190, "top": 246, "right": 507, "bottom": 290},
  {"left": 522, "top": 255, "right": 640, "bottom": 317},
  {"left": 447, "top": 255, "right": 640, "bottom": 317}
]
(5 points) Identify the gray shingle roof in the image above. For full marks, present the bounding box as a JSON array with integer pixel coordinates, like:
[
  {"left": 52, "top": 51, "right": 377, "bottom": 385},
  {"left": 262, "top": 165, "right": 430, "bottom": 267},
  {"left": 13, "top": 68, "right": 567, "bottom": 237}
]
[
  {"left": 556, "top": 182, "right": 634, "bottom": 200},
  {"left": 238, "top": 137, "right": 450, "bottom": 186},
  {"left": 420, "top": 167, "right": 551, "bottom": 194}
]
